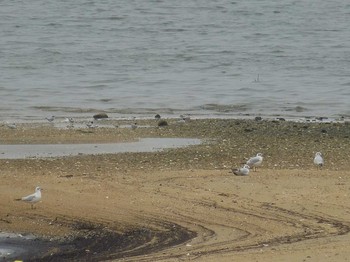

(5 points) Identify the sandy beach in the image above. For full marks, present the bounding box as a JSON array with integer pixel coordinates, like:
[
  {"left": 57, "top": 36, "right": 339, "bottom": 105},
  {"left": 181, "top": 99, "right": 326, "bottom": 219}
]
[{"left": 1, "top": 118, "right": 350, "bottom": 261}]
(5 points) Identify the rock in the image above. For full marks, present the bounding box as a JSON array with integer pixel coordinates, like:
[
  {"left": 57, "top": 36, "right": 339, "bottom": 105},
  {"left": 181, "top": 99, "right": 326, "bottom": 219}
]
[
  {"left": 93, "top": 113, "right": 108, "bottom": 120},
  {"left": 316, "top": 117, "right": 328, "bottom": 121},
  {"left": 157, "top": 120, "right": 168, "bottom": 127}
]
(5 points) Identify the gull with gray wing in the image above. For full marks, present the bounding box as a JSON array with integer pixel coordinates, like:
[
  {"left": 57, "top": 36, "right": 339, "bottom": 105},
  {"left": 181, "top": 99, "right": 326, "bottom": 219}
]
[
  {"left": 15, "top": 186, "right": 42, "bottom": 209},
  {"left": 246, "top": 153, "right": 263, "bottom": 171},
  {"left": 314, "top": 152, "right": 324, "bottom": 168},
  {"left": 232, "top": 164, "right": 250, "bottom": 176}
]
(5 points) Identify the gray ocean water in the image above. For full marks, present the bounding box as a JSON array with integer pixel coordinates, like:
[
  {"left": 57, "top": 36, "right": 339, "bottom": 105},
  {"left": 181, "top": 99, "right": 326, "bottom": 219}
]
[{"left": 1, "top": 0, "right": 349, "bottom": 121}]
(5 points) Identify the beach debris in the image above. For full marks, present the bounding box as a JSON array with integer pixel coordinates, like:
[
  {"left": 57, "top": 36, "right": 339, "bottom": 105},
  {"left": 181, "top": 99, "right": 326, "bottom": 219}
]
[
  {"left": 314, "top": 152, "right": 324, "bottom": 168},
  {"left": 246, "top": 153, "right": 263, "bottom": 171},
  {"left": 15, "top": 186, "right": 42, "bottom": 209},
  {"left": 59, "top": 174, "right": 73, "bottom": 178},
  {"left": 93, "top": 113, "right": 108, "bottom": 120},
  {"left": 232, "top": 164, "right": 250, "bottom": 176},
  {"left": 6, "top": 122, "right": 17, "bottom": 129}
]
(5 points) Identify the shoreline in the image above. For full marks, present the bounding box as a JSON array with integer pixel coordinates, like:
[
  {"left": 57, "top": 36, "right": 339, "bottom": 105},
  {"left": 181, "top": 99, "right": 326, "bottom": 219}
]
[
  {"left": 1, "top": 118, "right": 350, "bottom": 261},
  {"left": 1, "top": 118, "right": 349, "bottom": 170},
  {"left": 2, "top": 112, "right": 350, "bottom": 126}
]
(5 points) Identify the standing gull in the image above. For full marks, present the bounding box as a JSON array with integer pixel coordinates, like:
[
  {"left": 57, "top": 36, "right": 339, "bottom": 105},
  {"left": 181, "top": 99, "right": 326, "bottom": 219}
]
[
  {"left": 86, "top": 121, "right": 97, "bottom": 128},
  {"left": 64, "top": 117, "right": 74, "bottom": 124},
  {"left": 232, "top": 164, "right": 250, "bottom": 176},
  {"left": 15, "top": 186, "right": 42, "bottom": 209},
  {"left": 64, "top": 117, "right": 74, "bottom": 128},
  {"left": 314, "top": 152, "right": 324, "bottom": 168},
  {"left": 246, "top": 153, "right": 263, "bottom": 171}
]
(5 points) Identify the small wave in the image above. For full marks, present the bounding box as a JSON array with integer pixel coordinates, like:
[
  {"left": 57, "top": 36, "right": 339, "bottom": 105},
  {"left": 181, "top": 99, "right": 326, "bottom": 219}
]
[
  {"left": 31, "top": 106, "right": 101, "bottom": 114},
  {"left": 100, "top": 98, "right": 113, "bottom": 103},
  {"left": 3, "top": 65, "right": 37, "bottom": 70},
  {"left": 85, "top": 84, "right": 109, "bottom": 89},
  {"left": 270, "top": 49, "right": 285, "bottom": 54},
  {"left": 35, "top": 48, "right": 62, "bottom": 55},
  {"left": 45, "top": 22, "right": 63, "bottom": 27},
  {"left": 163, "top": 28, "right": 187, "bottom": 32},
  {"left": 106, "top": 16, "right": 125, "bottom": 20},
  {"left": 30, "top": 106, "right": 182, "bottom": 115},
  {"left": 283, "top": 106, "right": 309, "bottom": 113},
  {"left": 199, "top": 104, "right": 251, "bottom": 113}
]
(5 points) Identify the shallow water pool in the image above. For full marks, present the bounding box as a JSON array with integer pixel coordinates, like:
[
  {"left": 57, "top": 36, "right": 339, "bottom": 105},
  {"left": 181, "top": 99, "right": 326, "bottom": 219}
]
[{"left": 0, "top": 138, "right": 202, "bottom": 159}]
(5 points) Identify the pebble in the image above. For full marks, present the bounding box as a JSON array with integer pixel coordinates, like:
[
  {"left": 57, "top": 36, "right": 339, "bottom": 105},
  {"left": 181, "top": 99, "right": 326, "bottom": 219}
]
[{"left": 93, "top": 113, "right": 108, "bottom": 120}]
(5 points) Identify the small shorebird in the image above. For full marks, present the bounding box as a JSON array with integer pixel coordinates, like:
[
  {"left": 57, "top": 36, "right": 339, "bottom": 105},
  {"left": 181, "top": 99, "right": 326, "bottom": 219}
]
[
  {"left": 131, "top": 122, "right": 137, "bottom": 130},
  {"left": 314, "top": 152, "right": 324, "bottom": 168},
  {"left": 180, "top": 115, "right": 191, "bottom": 122},
  {"left": 46, "top": 115, "right": 55, "bottom": 123},
  {"left": 64, "top": 117, "right": 74, "bottom": 127},
  {"left": 15, "top": 186, "right": 42, "bottom": 209},
  {"left": 64, "top": 117, "right": 74, "bottom": 128},
  {"left": 232, "top": 164, "right": 250, "bottom": 176},
  {"left": 246, "top": 153, "right": 263, "bottom": 171},
  {"left": 64, "top": 117, "right": 74, "bottom": 124},
  {"left": 86, "top": 121, "right": 97, "bottom": 128}
]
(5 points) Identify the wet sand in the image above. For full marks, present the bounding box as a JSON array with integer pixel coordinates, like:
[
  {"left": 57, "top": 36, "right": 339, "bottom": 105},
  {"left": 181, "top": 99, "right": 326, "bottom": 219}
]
[{"left": 1, "top": 118, "right": 350, "bottom": 261}]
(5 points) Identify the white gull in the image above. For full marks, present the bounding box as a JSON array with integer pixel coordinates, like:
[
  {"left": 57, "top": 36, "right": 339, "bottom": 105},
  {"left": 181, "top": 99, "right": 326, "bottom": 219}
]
[
  {"left": 246, "top": 153, "right": 263, "bottom": 171},
  {"left": 15, "top": 186, "right": 42, "bottom": 209}
]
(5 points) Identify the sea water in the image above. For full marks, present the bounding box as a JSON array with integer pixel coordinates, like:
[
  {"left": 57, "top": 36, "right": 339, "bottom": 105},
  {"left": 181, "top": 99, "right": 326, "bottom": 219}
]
[{"left": 0, "top": 0, "right": 349, "bottom": 121}]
